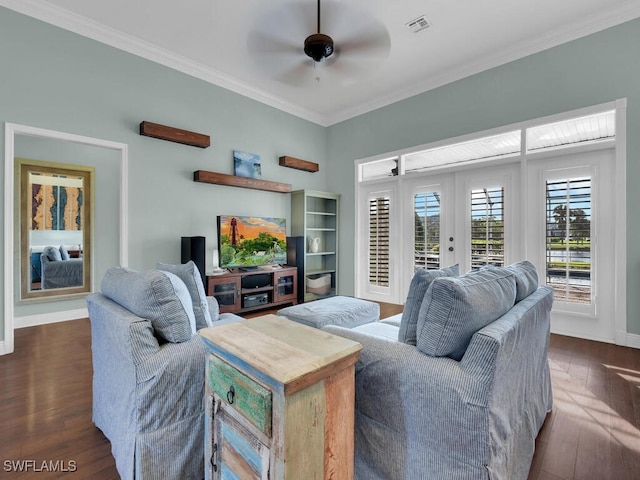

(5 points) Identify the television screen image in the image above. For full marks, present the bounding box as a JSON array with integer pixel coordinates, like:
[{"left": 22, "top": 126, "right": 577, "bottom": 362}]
[{"left": 217, "top": 215, "right": 287, "bottom": 269}]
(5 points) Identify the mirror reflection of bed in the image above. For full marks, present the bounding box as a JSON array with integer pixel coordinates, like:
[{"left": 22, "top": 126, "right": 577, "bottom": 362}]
[{"left": 18, "top": 159, "right": 93, "bottom": 300}]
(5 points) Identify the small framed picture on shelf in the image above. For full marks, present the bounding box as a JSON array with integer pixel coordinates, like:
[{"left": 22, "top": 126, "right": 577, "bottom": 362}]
[{"left": 233, "top": 150, "right": 261, "bottom": 179}]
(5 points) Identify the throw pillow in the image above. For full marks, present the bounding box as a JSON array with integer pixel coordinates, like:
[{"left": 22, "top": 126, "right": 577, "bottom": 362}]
[
  {"left": 505, "top": 260, "right": 538, "bottom": 302},
  {"left": 101, "top": 267, "right": 196, "bottom": 343},
  {"left": 416, "top": 267, "right": 516, "bottom": 360},
  {"left": 398, "top": 264, "right": 459, "bottom": 345},
  {"left": 157, "top": 261, "right": 213, "bottom": 329},
  {"left": 42, "top": 245, "right": 62, "bottom": 262},
  {"left": 59, "top": 245, "right": 70, "bottom": 260}
]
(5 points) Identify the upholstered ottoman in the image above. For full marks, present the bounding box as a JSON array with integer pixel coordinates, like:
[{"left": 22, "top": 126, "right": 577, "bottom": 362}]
[{"left": 277, "top": 296, "right": 379, "bottom": 329}]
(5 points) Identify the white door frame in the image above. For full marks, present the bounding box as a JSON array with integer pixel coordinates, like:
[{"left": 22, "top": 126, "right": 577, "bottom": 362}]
[{"left": 2, "top": 123, "right": 129, "bottom": 356}]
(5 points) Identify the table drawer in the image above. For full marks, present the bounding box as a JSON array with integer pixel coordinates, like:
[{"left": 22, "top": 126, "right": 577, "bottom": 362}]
[{"left": 208, "top": 355, "right": 272, "bottom": 437}]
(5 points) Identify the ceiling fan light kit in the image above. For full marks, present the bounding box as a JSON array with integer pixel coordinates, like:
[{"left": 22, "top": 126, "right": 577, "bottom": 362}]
[{"left": 304, "top": 33, "right": 334, "bottom": 62}]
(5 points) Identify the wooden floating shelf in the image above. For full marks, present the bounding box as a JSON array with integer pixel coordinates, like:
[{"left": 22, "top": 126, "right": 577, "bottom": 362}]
[
  {"left": 279, "top": 155, "right": 319, "bottom": 172},
  {"left": 194, "top": 170, "right": 292, "bottom": 193},
  {"left": 140, "top": 121, "right": 210, "bottom": 148}
]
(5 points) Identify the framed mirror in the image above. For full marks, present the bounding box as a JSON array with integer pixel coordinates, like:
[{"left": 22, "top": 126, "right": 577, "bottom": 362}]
[{"left": 17, "top": 159, "right": 94, "bottom": 300}]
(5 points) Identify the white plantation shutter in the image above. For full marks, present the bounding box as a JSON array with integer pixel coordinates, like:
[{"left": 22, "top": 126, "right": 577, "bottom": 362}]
[
  {"left": 470, "top": 188, "right": 505, "bottom": 269},
  {"left": 368, "top": 196, "right": 390, "bottom": 287},
  {"left": 546, "top": 177, "right": 592, "bottom": 304},
  {"left": 414, "top": 192, "right": 441, "bottom": 271}
]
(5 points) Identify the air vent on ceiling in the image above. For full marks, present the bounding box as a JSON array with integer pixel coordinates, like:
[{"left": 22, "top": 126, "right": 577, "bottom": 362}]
[{"left": 406, "top": 15, "right": 431, "bottom": 34}]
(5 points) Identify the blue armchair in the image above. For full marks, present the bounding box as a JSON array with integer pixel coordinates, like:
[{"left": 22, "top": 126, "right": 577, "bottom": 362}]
[{"left": 87, "top": 263, "right": 242, "bottom": 480}]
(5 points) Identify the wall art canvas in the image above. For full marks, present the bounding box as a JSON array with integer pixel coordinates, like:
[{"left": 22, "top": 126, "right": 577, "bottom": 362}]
[{"left": 233, "top": 150, "right": 262, "bottom": 179}]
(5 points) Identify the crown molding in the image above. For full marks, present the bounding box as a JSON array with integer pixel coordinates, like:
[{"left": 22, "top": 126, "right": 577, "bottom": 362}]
[
  {"left": 0, "top": 0, "right": 329, "bottom": 126},
  {"left": 2, "top": 0, "right": 640, "bottom": 127},
  {"left": 325, "top": 3, "right": 640, "bottom": 126}
]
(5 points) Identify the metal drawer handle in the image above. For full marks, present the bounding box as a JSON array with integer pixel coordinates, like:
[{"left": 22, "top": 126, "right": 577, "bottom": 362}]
[
  {"left": 227, "top": 385, "right": 235, "bottom": 404},
  {"left": 211, "top": 442, "right": 218, "bottom": 472}
]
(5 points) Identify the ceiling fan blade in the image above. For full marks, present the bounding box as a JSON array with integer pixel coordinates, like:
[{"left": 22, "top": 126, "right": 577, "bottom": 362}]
[
  {"left": 247, "top": 30, "right": 300, "bottom": 58},
  {"left": 336, "top": 27, "right": 391, "bottom": 60},
  {"left": 276, "top": 60, "right": 318, "bottom": 87},
  {"left": 323, "top": 58, "right": 377, "bottom": 86},
  {"left": 252, "top": 1, "right": 314, "bottom": 41},
  {"left": 320, "top": 1, "right": 390, "bottom": 61}
]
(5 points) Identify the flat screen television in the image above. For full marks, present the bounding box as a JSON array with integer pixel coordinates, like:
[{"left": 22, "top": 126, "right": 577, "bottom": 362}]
[{"left": 217, "top": 215, "right": 287, "bottom": 269}]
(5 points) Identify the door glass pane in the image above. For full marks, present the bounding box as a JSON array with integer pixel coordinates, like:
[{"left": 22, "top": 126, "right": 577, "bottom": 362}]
[
  {"left": 414, "top": 192, "right": 441, "bottom": 271},
  {"left": 369, "top": 196, "right": 390, "bottom": 286},
  {"left": 470, "top": 188, "right": 505, "bottom": 270},
  {"left": 546, "top": 178, "right": 592, "bottom": 304}
]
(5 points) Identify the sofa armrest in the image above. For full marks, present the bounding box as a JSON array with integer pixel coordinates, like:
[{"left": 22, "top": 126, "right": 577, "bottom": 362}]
[
  {"left": 88, "top": 293, "right": 206, "bottom": 433},
  {"left": 135, "top": 335, "right": 207, "bottom": 432},
  {"left": 206, "top": 296, "right": 220, "bottom": 322},
  {"left": 323, "top": 326, "right": 493, "bottom": 477}
]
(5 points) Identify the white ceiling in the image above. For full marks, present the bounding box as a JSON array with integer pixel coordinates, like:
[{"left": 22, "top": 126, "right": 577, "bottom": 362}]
[{"left": 2, "top": 0, "right": 640, "bottom": 126}]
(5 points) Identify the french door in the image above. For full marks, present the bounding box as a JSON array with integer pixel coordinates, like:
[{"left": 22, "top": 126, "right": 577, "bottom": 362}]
[
  {"left": 358, "top": 163, "right": 520, "bottom": 303},
  {"left": 401, "top": 163, "right": 520, "bottom": 295},
  {"left": 526, "top": 149, "right": 616, "bottom": 343},
  {"left": 359, "top": 152, "right": 616, "bottom": 343}
]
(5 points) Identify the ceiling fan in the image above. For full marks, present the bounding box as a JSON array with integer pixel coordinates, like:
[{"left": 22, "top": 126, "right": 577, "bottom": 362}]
[
  {"left": 303, "top": 0, "right": 334, "bottom": 63},
  {"left": 247, "top": 0, "right": 390, "bottom": 86}
]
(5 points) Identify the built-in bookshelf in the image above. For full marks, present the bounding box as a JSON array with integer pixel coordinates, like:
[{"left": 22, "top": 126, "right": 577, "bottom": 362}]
[{"left": 290, "top": 190, "right": 340, "bottom": 302}]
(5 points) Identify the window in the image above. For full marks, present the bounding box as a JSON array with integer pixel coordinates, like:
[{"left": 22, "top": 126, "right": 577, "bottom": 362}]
[
  {"left": 470, "top": 188, "right": 505, "bottom": 269},
  {"left": 361, "top": 157, "right": 398, "bottom": 182},
  {"left": 414, "top": 192, "right": 441, "bottom": 271},
  {"left": 404, "top": 130, "right": 521, "bottom": 173},
  {"left": 355, "top": 101, "right": 622, "bottom": 339},
  {"left": 527, "top": 110, "right": 615, "bottom": 153},
  {"left": 368, "top": 196, "right": 390, "bottom": 286},
  {"left": 545, "top": 178, "right": 592, "bottom": 304}
]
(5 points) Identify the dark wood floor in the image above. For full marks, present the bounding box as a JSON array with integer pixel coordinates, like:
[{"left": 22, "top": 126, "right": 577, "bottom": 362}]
[{"left": 1, "top": 306, "right": 638, "bottom": 479}]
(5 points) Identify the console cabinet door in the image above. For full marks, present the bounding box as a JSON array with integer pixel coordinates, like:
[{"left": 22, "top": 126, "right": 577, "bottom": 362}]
[
  {"left": 211, "top": 400, "right": 270, "bottom": 480},
  {"left": 208, "top": 276, "right": 241, "bottom": 312},
  {"left": 273, "top": 269, "right": 297, "bottom": 304}
]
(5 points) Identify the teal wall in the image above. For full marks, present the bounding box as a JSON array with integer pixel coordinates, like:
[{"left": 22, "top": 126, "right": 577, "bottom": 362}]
[
  {"left": 2, "top": 7, "right": 640, "bottom": 340},
  {"left": 0, "top": 7, "right": 327, "bottom": 338},
  {"left": 327, "top": 18, "right": 640, "bottom": 335}
]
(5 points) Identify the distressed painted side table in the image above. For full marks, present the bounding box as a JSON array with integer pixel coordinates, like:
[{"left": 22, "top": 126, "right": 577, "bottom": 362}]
[{"left": 199, "top": 314, "right": 362, "bottom": 480}]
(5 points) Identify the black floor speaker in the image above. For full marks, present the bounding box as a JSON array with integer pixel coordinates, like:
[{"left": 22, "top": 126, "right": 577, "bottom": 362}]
[
  {"left": 287, "top": 236, "right": 305, "bottom": 304},
  {"left": 181, "top": 236, "right": 206, "bottom": 285}
]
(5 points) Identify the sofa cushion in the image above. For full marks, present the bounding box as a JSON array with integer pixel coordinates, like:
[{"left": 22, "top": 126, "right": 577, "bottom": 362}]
[
  {"left": 505, "top": 260, "right": 538, "bottom": 302},
  {"left": 42, "top": 245, "right": 62, "bottom": 262},
  {"left": 416, "top": 267, "right": 516, "bottom": 360},
  {"left": 101, "top": 267, "right": 196, "bottom": 343},
  {"left": 398, "top": 264, "right": 459, "bottom": 345},
  {"left": 157, "top": 261, "right": 212, "bottom": 329},
  {"left": 59, "top": 245, "right": 70, "bottom": 260}
]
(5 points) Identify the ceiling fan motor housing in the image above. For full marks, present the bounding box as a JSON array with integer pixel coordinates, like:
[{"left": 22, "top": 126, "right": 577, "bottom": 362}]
[{"left": 304, "top": 33, "right": 334, "bottom": 62}]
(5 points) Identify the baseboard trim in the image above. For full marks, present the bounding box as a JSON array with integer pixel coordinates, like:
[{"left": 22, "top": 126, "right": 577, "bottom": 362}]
[
  {"left": 552, "top": 327, "right": 640, "bottom": 349},
  {"left": 0, "top": 340, "right": 8, "bottom": 355},
  {"left": 626, "top": 332, "right": 640, "bottom": 349},
  {"left": 14, "top": 308, "right": 88, "bottom": 329},
  {"left": 550, "top": 327, "right": 615, "bottom": 345}
]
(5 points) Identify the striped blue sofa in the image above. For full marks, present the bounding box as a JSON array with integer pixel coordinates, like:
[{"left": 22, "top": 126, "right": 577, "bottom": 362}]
[
  {"left": 87, "top": 263, "right": 242, "bottom": 480},
  {"left": 324, "top": 261, "right": 554, "bottom": 480}
]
